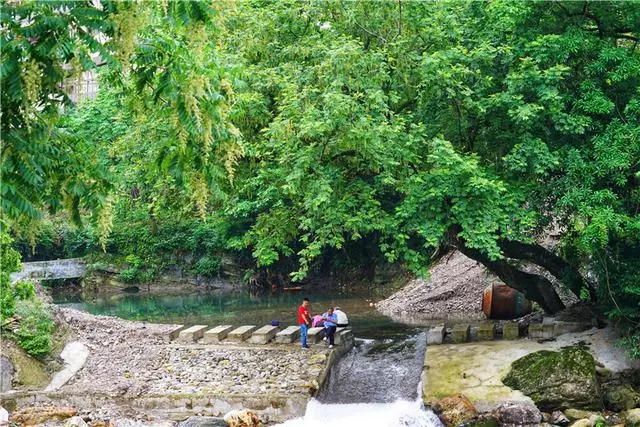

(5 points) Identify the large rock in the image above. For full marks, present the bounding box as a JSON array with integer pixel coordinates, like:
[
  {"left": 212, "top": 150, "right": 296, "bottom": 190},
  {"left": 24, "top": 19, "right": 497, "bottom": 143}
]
[
  {"left": 625, "top": 408, "right": 640, "bottom": 427},
  {"left": 603, "top": 384, "right": 640, "bottom": 411},
  {"left": 10, "top": 406, "right": 77, "bottom": 425},
  {"left": 503, "top": 346, "right": 602, "bottom": 411},
  {"left": 223, "top": 409, "right": 260, "bottom": 427},
  {"left": 431, "top": 394, "right": 477, "bottom": 426},
  {"left": 178, "top": 416, "right": 226, "bottom": 427},
  {"left": 0, "top": 356, "right": 14, "bottom": 392},
  {"left": 64, "top": 416, "right": 89, "bottom": 427},
  {"left": 491, "top": 402, "right": 542, "bottom": 425}
]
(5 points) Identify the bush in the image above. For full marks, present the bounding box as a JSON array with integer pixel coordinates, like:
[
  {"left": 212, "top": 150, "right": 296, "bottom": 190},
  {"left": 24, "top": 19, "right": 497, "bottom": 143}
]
[
  {"left": 13, "top": 299, "right": 55, "bottom": 357},
  {"left": 195, "top": 256, "right": 220, "bottom": 277}
]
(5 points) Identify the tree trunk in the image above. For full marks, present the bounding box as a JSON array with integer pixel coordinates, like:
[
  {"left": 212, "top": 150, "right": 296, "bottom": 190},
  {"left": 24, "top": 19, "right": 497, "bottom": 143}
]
[
  {"left": 446, "top": 226, "right": 566, "bottom": 314},
  {"left": 497, "top": 239, "right": 596, "bottom": 301}
]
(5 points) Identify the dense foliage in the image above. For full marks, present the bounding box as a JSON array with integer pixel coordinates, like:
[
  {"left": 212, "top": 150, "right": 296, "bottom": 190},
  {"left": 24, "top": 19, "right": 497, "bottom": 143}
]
[
  {"left": 0, "top": 232, "right": 54, "bottom": 357},
  {"left": 3, "top": 1, "right": 639, "bottom": 355}
]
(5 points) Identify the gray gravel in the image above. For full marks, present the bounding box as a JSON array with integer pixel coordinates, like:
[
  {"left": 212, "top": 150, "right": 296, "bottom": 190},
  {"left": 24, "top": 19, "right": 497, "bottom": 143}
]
[{"left": 376, "top": 251, "right": 496, "bottom": 321}]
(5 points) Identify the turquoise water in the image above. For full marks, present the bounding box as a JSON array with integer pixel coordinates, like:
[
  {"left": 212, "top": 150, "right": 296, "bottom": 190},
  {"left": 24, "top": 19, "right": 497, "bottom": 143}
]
[{"left": 54, "top": 288, "right": 418, "bottom": 339}]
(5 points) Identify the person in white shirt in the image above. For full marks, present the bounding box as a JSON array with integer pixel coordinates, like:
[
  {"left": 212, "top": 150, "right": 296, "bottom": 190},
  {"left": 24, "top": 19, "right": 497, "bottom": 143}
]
[{"left": 334, "top": 306, "right": 349, "bottom": 327}]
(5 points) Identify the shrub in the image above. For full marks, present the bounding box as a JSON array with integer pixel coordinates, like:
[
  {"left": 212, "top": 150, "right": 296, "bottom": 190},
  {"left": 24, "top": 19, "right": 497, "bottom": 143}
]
[
  {"left": 13, "top": 299, "right": 55, "bottom": 357},
  {"left": 195, "top": 256, "right": 220, "bottom": 277}
]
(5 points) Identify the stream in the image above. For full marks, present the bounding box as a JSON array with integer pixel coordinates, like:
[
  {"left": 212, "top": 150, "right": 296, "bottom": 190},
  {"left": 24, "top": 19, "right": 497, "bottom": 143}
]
[{"left": 53, "top": 287, "right": 443, "bottom": 426}]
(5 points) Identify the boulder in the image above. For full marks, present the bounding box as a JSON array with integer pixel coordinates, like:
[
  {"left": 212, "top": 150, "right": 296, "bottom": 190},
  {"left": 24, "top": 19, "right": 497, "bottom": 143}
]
[
  {"left": 491, "top": 402, "right": 542, "bottom": 425},
  {"left": 431, "top": 394, "right": 477, "bottom": 426},
  {"left": 10, "top": 406, "right": 77, "bottom": 425},
  {"left": 564, "top": 409, "right": 599, "bottom": 422},
  {"left": 223, "top": 409, "right": 261, "bottom": 427},
  {"left": 178, "top": 416, "right": 226, "bottom": 427},
  {"left": 624, "top": 408, "right": 640, "bottom": 427},
  {"left": 571, "top": 419, "right": 592, "bottom": 427},
  {"left": 64, "top": 416, "right": 89, "bottom": 427},
  {"left": 0, "top": 356, "right": 13, "bottom": 392},
  {"left": 502, "top": 346, "right": 603, "bottom": 411},
  {"left": 603, "top": 384, "right": 640, "bottom": 411},
  {"left": 551, "top": 410, "right": 570, "bottom": 426}
]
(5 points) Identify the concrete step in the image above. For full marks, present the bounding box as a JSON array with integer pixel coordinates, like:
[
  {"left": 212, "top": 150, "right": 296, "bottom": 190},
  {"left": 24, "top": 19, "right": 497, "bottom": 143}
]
[
  {"left": 227, "top": 325, "right": 258, "bottom": 342},
  {"left": 477, "top": 323, "right": 496, "bottom": 341},
  {"left": 335, "top": 328, "right": 352, "bottom": 345},
  {"left": 164, "top": 325, "right": 187, "bottom": 342},
  {"left": 427, "top": 325, "right": 445, "bottom": 345},
  {"left": 203, "top": 325, "right": 235, "bottom": 344},
  {"left": 502, "top": 322, "right": 519, "bottom": 340},
  {"left": 275, "top": 326, "right": 301, "bottom": 344},
  {"left": 248, "top": 325, "right": 280, "bottom": 344},
  {"left": 177, "top": 325, "right": 209, "bottom": 343},
  {"left": 307, "top": 327, "right": 325, "bottom": 344},
  {"left": 451, "top": 324, "right": 470, "bottom": 343}
]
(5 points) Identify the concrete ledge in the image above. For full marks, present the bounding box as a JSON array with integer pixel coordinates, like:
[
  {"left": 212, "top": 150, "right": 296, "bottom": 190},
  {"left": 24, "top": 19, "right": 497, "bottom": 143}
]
[
  {"left": 177, "top": 325, "right": 209, "bottom": 343},
  {"left": 275, "top": 326, "right": 301, "bottom": 344},
  {"left": 227, "top": 326, "right": 258, "bottom": 342},
  {"left": 307, "top": 327, "right": 325, "bottom": 344},
  {"left": 427, "top": 325, "right": 445, "bottom": 345},
  {"left": 248, "top": 325, "right": 279, "bottom": 344},
  {"left": 203, "top": 325, "right": 234, "bottom": 344}
]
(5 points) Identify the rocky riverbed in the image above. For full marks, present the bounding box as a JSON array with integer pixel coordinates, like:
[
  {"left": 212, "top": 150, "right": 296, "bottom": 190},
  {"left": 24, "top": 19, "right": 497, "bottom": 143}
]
[{"left": 1, "top": 308, "right": 334, "bottom": 425}]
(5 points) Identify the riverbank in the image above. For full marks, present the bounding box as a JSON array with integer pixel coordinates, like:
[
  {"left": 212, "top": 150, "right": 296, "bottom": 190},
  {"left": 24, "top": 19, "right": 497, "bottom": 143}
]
[{"left": 0, "top": 307, "right": 348, "bottom": 425}]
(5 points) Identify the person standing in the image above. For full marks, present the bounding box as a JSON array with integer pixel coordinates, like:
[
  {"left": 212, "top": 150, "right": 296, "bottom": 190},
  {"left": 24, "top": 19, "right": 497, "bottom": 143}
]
[
  {"left": 322, "top": 307, "right": 338, "bottom": 349},
  {"left": 334, "top": 306, "right": 349, "bottom": 327},
  {"left": 298, "top": 297, "right": 311, "bottom": 349}
]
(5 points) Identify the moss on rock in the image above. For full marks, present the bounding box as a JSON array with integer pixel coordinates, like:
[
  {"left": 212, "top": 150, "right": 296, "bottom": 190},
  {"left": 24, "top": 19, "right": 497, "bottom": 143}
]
[{"left": 502, "top": 346, "right": 602, "bottom": 411}]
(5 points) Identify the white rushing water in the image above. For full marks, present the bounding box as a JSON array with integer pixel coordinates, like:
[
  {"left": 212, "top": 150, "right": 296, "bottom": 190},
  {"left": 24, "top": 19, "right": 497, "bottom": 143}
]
[{"left": 276, "top": 397, "right": 443, "bottom": 427}]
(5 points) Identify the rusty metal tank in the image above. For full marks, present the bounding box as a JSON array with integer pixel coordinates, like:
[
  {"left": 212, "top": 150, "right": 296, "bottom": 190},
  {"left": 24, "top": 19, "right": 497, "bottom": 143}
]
[{"left": 482, "top": 283, "right": 532, "bottom": 319}]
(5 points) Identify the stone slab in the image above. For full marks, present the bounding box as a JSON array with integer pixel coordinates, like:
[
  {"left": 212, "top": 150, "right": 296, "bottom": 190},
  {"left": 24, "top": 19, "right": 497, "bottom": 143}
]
[
  {"left": 427, "top": 325, "right": 445, "bottom": 345},
  {"left": 335, "top": 328, "right": 352, "bottom": 345},
  {"left": 203, "top": 325, "right": 235, "bottom": 344},
  {"left": 477, "top": 323, "right": 496, "bottom": 341},
  {"left": 530, "top": 323, "right": 554, "bottom": 340},
  {"left": 227, "top": 325, "right": 258, "bottom": 342},
  {"left": 307, "top": 327, "right": 325, "bottom": 343},
  {"left": 502, "top": 322, "right": 519, "bottom": 340},
  {"left": 554, "top": 321, "right": 586, "bottom": 337},
  {"left": 44, "top": 341, "right": 89, "bottom": 391},
  {"left": 451, "top": 324, "right": 470, "bottom": 343},
  {"left": 248, "top": 325, "right": 279, "bottom": 344},
  {"left": 177, "top": 325, "right": 209, "bottom": 343},
  {"left": 275, "top": 326, "right": 301, "bottom": 344},
  {"left": 165, "top": 325, "right": 187, "bottom": 342}
]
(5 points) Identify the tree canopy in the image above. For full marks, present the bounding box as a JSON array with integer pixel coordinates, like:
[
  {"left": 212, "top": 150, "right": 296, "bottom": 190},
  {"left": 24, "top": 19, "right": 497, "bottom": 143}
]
[{"left": 2, "top": 0, "right": 639, "bottom": 354}]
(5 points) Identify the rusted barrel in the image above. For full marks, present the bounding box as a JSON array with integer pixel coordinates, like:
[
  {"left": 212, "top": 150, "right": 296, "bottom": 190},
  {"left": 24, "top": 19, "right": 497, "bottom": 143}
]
[{"left": 482, "top": 284, "right": 532, "bottom": 319}]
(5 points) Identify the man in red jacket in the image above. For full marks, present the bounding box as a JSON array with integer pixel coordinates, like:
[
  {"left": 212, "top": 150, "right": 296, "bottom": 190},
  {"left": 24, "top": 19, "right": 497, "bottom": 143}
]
[{"left": 298, "top": 297, "right": 311, "bottom": 349}]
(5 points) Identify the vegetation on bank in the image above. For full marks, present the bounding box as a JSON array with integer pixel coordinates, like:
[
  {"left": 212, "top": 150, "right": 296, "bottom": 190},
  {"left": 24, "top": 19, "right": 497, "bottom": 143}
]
[
  {"left": 0, "top": 232, "right": 54, "bottom": 357},
  {"left": 2, "top": 1, "right": 639, "bottom": 356}
]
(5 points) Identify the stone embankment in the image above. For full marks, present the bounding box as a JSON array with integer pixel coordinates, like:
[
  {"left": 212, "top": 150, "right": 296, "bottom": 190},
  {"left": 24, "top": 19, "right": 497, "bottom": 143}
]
[{"left": 0, "top": 308, "right": 354, "bottom": 425}]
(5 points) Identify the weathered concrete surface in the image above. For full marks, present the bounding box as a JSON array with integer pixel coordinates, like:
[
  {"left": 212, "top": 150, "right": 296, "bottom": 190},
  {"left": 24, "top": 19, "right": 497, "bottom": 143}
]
[
  {"left": 165, "top": 325, "right": 187, "bottom": 342},
  {"left": 427, "top": 325, "right": 445, "bottom": 345},
  {"left": 307, "top": 327, "right": 325, "bottom": 343},
  {"left": 423, "top": 327, "right": 640, "bottom": 413},
  {"left": 502, "top": 323, "right": 519, "bottom": 340},
  {"left": 44, "top": 342, "right": 89, "bottom": 392}
]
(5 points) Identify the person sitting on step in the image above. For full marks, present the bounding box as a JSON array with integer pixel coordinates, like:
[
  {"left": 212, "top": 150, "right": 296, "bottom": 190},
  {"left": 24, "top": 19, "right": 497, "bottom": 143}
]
[{"left": 322, "top": 307, "right": 338, "bottom": 349}]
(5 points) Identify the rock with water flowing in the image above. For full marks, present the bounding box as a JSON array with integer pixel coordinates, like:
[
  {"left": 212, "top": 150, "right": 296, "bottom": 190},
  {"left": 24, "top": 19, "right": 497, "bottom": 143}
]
[
  {"left": 430, "top": 394, "right": 477, "bottom": 426},
  {"left": 223, "top": 409, "right": 261, "bottom": 427}
]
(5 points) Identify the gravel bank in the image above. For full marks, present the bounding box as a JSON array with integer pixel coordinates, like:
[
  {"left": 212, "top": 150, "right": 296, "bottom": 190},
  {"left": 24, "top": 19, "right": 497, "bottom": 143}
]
[{"left": 376, "top": 251, "right": 499, "bottom": 322}]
